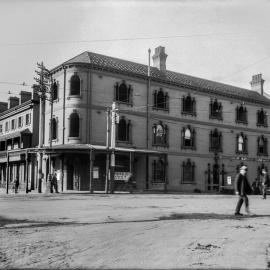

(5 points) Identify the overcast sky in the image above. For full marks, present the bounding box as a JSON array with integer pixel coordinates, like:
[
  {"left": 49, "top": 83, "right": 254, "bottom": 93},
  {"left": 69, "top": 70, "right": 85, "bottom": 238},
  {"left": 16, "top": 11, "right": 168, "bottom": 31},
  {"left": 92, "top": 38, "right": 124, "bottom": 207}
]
[{"left": 1, "top": 0, "right": 270, "bottom": 101}]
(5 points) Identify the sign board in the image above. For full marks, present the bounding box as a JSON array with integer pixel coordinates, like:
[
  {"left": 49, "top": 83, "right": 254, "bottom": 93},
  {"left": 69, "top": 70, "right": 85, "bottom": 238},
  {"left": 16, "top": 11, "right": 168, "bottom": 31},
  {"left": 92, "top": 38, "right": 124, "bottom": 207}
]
[
  {"left": 114, "top": 172, "right": 132, "bottom": 181},
  {"left": 227, "top": 176, "right": 232, "bottom": 185},
  {"left": 93, "top": 167, "right": 99, "bottom": 179}
]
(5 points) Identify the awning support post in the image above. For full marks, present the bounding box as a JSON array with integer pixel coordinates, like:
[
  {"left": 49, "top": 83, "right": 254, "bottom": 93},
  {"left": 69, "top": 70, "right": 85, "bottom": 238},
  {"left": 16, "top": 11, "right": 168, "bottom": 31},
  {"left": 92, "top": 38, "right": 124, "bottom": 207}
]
[
  {"left": 89, "top": 149, "right": 94, "bottom": 193},
  {"left": 164, "top": 154, "right": 168, "bottom": 194}
]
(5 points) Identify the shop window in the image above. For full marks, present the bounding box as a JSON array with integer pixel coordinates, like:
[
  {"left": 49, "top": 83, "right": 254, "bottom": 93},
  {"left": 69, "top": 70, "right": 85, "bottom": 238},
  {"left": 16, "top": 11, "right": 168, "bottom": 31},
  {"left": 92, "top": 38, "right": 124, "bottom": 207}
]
[
  {"left": 69, "top": 112, "right": 79, "bottom": 137},
  {"left": 52, "top": 80, "right": 58, "bottom": 101},
  {"left": 257, "top": 135, "right": 268, "bottom": 156},
  {"left": 209, "top": 129, "right": 222, "bottom": 152},
  {"left": 209, "top": 98, "right": 222, "bottom": 120},
  {"left": 181, "top": 126, "right": 196, "bottom": 149},
  {"left": 236, "top": 133, "right": 248, "bottom": 154},
  {"left": 116, "top": 117, "right": 131, "bottom": 143},
  {"left": 70, "top": 73, "right": 80, "bottom": 96},
  {"left": 182, "top": 159, "right": 195, "bottom": 183},
  {"left": 114, "top": 81, "right": 132, "bottom": 104},
  {"left": 152, "top": 121, "right": 168, "bottom": 146},
  {"left": 153, "top": 89, "right": 169, "bottom": 110},
  {"left": 257, "top": 108, "right": 267, "bottom": 127},
  {"left": 152, "top": 159, "right": 165, "bottom": 183},
  {"left": 182, "top": 94, "right": 196, "bottom": 116},
  {"left": 236, "top": 105, "right": 247, "bottom": 124}
]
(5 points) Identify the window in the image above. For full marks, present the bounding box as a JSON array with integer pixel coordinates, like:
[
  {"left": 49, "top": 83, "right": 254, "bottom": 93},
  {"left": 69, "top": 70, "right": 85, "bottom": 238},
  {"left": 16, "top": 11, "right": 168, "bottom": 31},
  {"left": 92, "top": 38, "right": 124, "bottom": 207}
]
[
  {"left": 18, "top": 116, "right": 23, "bottom": 128},
  {"left": 236, "top": 133, "right": 248, "bottom": 154},
  {"left": 25, "top": 114, "right": 31, "bottom": 125},
  {"left": 114, "top": 81, "right": 132, "bottom": 104},
  {"left": 153, "top": 89, "right": 169, "bottom": 110},
  {"left": 50, "top": 118, "right": 57, "bottom": 140},
  {"left": 182, "top": 94, "right": 196, "bottom": 116},
  {"left": 70, "top": 73, "right": 80, "bottom": 96},
  {"left": 152, "top": 159, "right": 165, "bottom": 183},
  {"left": 0, "top": 125, "right": 2, "bottom": 134},
  {"left": 209, "top": 99, "right": 222, "bottom": 120},
  {"left": 236, "top": 104, "right": 247, "bottom": 124},
  {"left": 153, "top": 122, "right": 168, "bottom": 146},
  {"left": 52, "top": 81, "right": 58, "bottom": 101},
  {"left": 181, "top": 126, "right": 196, "bottom": 149},
  {"left": 11, "top": 119, "right": 16, "bottom": 130},
  {"left": 257, "top": 135, "right": 268, "bottom": 156},
  {"left": 69, "top": 112, "right": 79, "bottom": 137},
  {"left": 116, "top": 117, "right": 131, "bottom": 143},
  {"left": 5, "top": 121, "right": 9, "bottom": 132},
  {"left": 209, "top": 129, "right": 222, "bottom": 152},
  {"left": 257, "top": 108, "right": 267, "bottom": 127},
  {"left": 182, "top": 159, "right": 195, "bottom": 183}
]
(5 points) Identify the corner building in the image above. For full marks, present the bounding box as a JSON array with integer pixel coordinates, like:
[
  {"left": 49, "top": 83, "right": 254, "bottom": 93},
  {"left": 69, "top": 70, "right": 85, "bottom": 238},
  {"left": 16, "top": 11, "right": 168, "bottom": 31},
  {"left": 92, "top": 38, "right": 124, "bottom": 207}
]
[{"left": 43, "top": 47, "right": 270, "bottom": 193}]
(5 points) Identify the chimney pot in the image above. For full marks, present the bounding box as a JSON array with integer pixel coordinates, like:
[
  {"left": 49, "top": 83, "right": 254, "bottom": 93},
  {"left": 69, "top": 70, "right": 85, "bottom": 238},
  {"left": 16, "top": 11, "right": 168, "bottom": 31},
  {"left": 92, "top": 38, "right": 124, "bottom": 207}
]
[
  {"left": 8, "top": 96, "right": 19, "bottom": 109},
  {"left": 250, "top": 73, "right": 264, "bottom": 95},
  {"left": 152, "top": 46, "right": 167, "bottom": 72}
]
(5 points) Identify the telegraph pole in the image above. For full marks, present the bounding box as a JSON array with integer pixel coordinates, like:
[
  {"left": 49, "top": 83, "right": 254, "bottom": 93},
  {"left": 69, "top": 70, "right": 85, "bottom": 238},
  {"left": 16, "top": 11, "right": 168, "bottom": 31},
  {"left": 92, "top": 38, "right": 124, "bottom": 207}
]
[
  {"left": 105, "top": 107, "right": 110, "bottom": 194},
  {"left": 34, "top": 62, "right": 50, "bottom": 193},
  {"left": 110, "top": 102, "right": 116, "bottom": 194}
]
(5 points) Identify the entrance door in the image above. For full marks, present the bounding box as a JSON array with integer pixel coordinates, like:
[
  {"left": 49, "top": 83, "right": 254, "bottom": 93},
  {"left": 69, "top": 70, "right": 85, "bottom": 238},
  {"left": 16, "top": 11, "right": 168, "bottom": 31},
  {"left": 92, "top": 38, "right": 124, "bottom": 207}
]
[{"left": 67, "top": 165, "right": 74, "bottom": 190}]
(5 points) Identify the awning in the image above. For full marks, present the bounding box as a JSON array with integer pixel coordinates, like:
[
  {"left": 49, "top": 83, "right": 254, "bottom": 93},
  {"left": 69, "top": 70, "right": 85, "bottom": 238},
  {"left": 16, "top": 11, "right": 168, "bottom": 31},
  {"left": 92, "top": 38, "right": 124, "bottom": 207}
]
[{"left": 0, "top": 129, "right": 32, "bottom": 141}]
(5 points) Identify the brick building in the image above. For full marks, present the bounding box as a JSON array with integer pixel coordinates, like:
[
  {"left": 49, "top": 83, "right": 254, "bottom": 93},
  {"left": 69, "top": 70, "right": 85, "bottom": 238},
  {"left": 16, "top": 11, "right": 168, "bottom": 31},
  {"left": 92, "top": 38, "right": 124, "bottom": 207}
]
[{"left": 0, "top": 91, "right": 40, "bottom": 193}]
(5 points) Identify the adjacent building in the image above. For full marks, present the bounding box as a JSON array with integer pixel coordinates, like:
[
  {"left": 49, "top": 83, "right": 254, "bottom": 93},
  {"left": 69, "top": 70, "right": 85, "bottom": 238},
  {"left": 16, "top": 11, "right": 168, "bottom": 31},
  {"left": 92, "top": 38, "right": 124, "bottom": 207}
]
[{"left": 38, "top": 46, "right": 270, "bottom": 193}]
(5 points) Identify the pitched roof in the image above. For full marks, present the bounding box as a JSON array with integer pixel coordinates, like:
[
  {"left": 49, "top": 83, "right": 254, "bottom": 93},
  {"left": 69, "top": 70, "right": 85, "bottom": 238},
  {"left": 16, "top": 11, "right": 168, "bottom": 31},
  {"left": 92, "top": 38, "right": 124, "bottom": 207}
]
[{"left": 53, "top": 51, "right": 270, "bottom": 105}]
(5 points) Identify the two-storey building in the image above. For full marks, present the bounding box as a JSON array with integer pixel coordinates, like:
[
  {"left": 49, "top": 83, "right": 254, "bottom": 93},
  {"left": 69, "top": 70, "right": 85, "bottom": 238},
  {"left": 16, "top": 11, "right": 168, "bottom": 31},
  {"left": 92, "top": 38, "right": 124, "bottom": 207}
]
[
  {"left": 40, "top": 46, "right": 270, "bottom": 193},
  {"left": 0, "top": 91, "right": 39, "bottom": 193}
]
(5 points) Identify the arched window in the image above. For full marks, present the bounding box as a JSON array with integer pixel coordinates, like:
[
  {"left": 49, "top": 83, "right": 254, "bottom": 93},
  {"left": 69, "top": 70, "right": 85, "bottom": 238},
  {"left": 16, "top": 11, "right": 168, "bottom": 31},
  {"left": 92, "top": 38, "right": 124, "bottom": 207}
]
[
  {"left": 70, "top": 74, "right": 80, "bottom": 96},
  {"left": 52, "top": 81, "right": 58, "bottom": 101},
  {"left": 257, "top": 108, "right": 267, "bottom": 127},
  {"left": 114, "top": 81, "right": 132, "bottom": 104},
  {"left": 119, "top": 83, "right": 128, "bottom": 102},
  {"left": 181, "top": 126, "right": 196, "bottom": 149},
  {"left": 257, "top": 135, "right": 268, "bottom": 156},
  {"left": 51, "top": 118, "right": 57, "bottom": 140},
  {"left": 182, "top": 159, "right": 195, "bottom": 183},
  {"left": 238, "top": 135, "right": 243, "bottom": 152},
  {"left": 236, "top": 105, "right": 247, "bottom": 124},
  {"left": 153, "top": 89, "right": 169, "bottom": 110},
  {"left": 69, "top": 112, "right": 79, "bottom": 137},
  {"left": 209, "top": 129, "right": 222, "bottom": 152},
  {"left": 153, "top": 122, "right": 168, "bottom": 146},
  {"left": 152, "top": 159, "right": 165, "bottom": 183},
  {"left": 182, "top": 94, "right": 196, "bottom": 116},
  {"left": 117, "top": 117, "right": 130, "bottom": 142},
  {"left": 209, "top": 98, "right": 222, "bottom": 119}
]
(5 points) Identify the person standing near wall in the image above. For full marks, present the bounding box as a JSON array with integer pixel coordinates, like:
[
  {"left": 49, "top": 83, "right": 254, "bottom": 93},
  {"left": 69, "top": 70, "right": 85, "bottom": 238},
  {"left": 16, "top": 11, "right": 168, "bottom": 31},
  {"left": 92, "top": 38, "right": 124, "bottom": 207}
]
[{"left": 260, "top": 169, "right": 269, "bottom": 200}]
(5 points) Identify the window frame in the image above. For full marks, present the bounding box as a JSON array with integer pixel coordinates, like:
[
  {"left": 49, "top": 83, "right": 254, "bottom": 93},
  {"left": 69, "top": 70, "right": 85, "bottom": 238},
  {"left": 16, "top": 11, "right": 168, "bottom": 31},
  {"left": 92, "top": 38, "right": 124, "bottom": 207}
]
[
  {"left": 209, "top": 98, "right": 223, "bottom": 120},
  {"left": 181, "top": 159, "right": 195, "bottom": 184},
  {"left": 236, "top": 132, "right": 248, "bottom": 154},
  {"left": 209, "top": 129, "right": 222, "bottom": 152},
  {"left": 257, "top": 108, "right": 268, "bottom": 127},
  {"left": 116, "top": 116, "right": 131, "bottom": 143},
  {"left": 153, "top": 88, "right": 169, "bottom": 111},
  {"left": 181, "top": 125, "right": 196, "bottom": 150},
  {"left": 152, "top": 159, "right": 165, "bottom": 183},
  {"left": 235, "top": 104, "right": 248, "bottom": 124},
  {"left": 152, "top": 121, "right": 169, "bottom": 147},
  {"left": 181, "top": 94, "right": 196, "bottom": 116}
]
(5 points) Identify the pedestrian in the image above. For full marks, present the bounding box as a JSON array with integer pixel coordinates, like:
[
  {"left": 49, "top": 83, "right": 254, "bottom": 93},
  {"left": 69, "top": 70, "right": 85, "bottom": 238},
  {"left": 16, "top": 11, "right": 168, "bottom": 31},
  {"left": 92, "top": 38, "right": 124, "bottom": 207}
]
[
  {"left": 14, "top": 177, "right": 19, "bottom": 193},
  {"left": 234, "top": 165, "right": 252, "bottom": 216},
  {"left": 260, "top": 169, "right": 269, "bottom": 200},
  {"left": 52, "top": 172, "right": 59, "bottom": 193}
]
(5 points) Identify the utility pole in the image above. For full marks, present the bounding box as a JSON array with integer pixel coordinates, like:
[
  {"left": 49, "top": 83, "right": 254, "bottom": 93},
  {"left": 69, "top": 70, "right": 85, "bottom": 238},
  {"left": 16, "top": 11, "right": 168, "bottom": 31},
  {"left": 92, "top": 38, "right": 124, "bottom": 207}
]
[
  {"left": 105, "top": 107, "right": 110, "bottom": 194},
  {"left": 34, "top": 62, "right": 50, "bottom": 193},
  {"left": 110, "top": 102, "right": 117, "bottom": 194}
]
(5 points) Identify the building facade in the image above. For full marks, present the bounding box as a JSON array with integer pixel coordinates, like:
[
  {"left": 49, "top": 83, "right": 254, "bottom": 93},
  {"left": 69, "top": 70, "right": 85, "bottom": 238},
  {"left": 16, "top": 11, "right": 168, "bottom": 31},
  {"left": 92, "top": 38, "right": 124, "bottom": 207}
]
[
  {"left": 39, "top": 46, "right": 270, "bottom": 193},
  {"left": 0, "top": 91, "right": 40, "bottom": 193}
]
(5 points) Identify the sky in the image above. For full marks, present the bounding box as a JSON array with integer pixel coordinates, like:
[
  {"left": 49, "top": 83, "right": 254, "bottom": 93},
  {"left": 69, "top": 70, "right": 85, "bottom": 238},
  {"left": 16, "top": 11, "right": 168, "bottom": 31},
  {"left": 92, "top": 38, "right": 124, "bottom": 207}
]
[{"left": 1, "top": 0, "right": 270, "bottom": 101}]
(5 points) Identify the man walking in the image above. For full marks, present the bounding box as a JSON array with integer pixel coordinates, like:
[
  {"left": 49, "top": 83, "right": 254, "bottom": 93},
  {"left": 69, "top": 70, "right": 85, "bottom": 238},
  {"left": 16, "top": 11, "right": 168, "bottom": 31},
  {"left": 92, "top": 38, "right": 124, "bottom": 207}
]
[
  {"left": 235, "top": 165, "right": 252, "bottom": 216},
  {"left": 260, "top": 169, "right": 269, "bottom": 200}
]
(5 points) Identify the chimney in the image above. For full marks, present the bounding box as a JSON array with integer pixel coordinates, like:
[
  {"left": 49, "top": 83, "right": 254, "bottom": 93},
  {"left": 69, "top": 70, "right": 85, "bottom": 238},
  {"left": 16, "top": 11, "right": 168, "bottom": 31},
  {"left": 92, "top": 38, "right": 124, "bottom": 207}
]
[
  {"left": 0, "top": 102, "right": 8, "bottom": 113},
  {"left": 152, "top": 46, "right": 167, "bottom": 72},
  {"left": 20, "top": 91, "right": 32, "bottom": 104},
  {"left": 250, "top": 73, "right": 264, "bottom": 95},
  {"left": 8, "top": 96, "right": 19, "bottom": 109}
]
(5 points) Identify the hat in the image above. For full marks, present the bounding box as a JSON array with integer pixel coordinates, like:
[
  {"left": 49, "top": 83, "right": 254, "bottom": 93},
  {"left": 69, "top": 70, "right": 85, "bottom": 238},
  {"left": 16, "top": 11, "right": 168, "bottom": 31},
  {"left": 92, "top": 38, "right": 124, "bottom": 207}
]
[
  {"left": 262, "top": 169, "right": 266, "bottom": 174},
  {"left": 240, "top": 166, "right": 247, "bottom": 171}
]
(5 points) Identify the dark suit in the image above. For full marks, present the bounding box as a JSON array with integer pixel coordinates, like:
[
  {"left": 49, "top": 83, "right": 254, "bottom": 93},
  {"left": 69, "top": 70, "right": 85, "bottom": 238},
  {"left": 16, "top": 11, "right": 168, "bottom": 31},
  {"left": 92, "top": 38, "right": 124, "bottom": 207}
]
[{"left": 235, "top": 173, "right": 251, "bottom": 214}]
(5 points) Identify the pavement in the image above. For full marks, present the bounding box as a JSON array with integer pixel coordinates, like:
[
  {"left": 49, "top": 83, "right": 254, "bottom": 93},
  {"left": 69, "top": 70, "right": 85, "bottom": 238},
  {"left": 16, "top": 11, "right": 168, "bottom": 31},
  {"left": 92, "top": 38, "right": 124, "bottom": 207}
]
[{"left": 0, "top": 192, "right": 270, "bottom": 269}]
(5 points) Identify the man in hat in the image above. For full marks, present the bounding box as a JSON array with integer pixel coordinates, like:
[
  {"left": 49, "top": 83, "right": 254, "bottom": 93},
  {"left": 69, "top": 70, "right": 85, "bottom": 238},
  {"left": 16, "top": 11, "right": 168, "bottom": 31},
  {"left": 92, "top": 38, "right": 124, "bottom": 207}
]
[
  {"left": 235, "top": 165, "right": 252, "bottom": 216},
  {"left": 260, "top": 169, "right": 269, "bottom": 200}
]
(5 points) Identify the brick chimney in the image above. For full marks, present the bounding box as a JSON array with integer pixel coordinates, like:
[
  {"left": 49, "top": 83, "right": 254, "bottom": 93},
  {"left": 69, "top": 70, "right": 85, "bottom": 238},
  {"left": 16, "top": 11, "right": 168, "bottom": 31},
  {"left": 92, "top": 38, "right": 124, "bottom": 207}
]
[
  {"left": 0, "top": 102, "right": 8, "bottom": 113},
  {"left": 250, "top": 73, "right": 264, "bottom": 95},
  {"left": 152, "top": 46, "right": 167, "bottom": 72},
  {"left": 20, "top": 91, "right": 32, "bottom": 104},
  {"left": 8, "top": 96, "right": 19, "bottom": 109}
]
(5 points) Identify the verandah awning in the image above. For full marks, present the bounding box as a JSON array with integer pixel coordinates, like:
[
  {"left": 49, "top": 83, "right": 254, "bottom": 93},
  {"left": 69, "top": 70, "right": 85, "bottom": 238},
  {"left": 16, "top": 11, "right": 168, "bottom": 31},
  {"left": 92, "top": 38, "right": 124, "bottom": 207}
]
[{"left": 0, "top": 128, "right": 32, "bottom": 142}]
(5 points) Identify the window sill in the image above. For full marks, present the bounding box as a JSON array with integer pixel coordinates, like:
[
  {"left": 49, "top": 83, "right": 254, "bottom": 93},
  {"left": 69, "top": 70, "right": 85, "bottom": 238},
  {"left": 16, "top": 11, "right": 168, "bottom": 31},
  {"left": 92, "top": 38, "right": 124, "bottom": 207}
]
[
  {"left": 257, "top": 123, "right": 268, "bottom": 128},
  {"left": 152, "top": 107, "right": 169, "bottom": 112},
  {"left": 181, "top": 111, "right": 196, "bottom": 117},
  {"left": 181, "top": 181, "right": 196, "bottom": 184},
  {"left": 115, "top": 100, "right": 133, "bottom": 106},
  {"left": 209, "top": 115, "right": 223, "bottom": 121},
  {"left": 236, "top": 151, "right": 248, "bottom": 155},
  {"left": 67, "top": 95, "right": 82, "bottom": 100},
  {"left": 235, "top": 120, "right": 248, "bottom": 125},
  {"left": 181, "top": 146, "right": 196, "bottom": 150},
  {"left": 257, "top": 153, "right": 268, "bottom": 156},
  {"left": 152, "top": 143, "right": 169, "bottom": 148},
  {"left": 209, "top": 148, "right": 222, "bottom": 153}
]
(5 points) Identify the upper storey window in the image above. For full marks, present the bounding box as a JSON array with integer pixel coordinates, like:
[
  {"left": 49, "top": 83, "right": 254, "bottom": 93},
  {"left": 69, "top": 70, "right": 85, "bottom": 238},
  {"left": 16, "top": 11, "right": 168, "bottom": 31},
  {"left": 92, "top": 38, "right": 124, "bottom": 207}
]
[
  {"left": 209, "top": 129, "right": 222, "bottom": 152},
  {"left": 114, "top": 81, "right": 132, "bottom": 104},
  {"left": 209, "top": 99, "right": 222, "bottom": 120},
  {"left": 257, "top": 108, "right": 268, "bottom": 127},
  {"left": 257, "top": 135, "right": 268, "bottom": 156},
  {"left": 69, "top": 111, "right": 79, "bottom": 137},
  {"left": 70, "top": 73, "right": 80, "bottom": 96},
  {"left": 153, "top": 89, "right": 169, "bottom": 111},
  {"left": 182, "top": 94, "right": 196, "bottom": 116},
  {"left": 152, "top": 121, "right": 168, "bottom": 147},
  {"left": 236, "top": 133, "right": 248, "bottom": 154},
  {"left": 181, "top": 126, "right": 196, "bottom": 150},
  {"left": 116, "top": 117, "right": 131, "bottom": 143},
  {"left": 236, "top": 104, "right": 247, "bottom": 124},
  {"left": 52, "top": 80, "right": 58, "bottom": 101}
]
